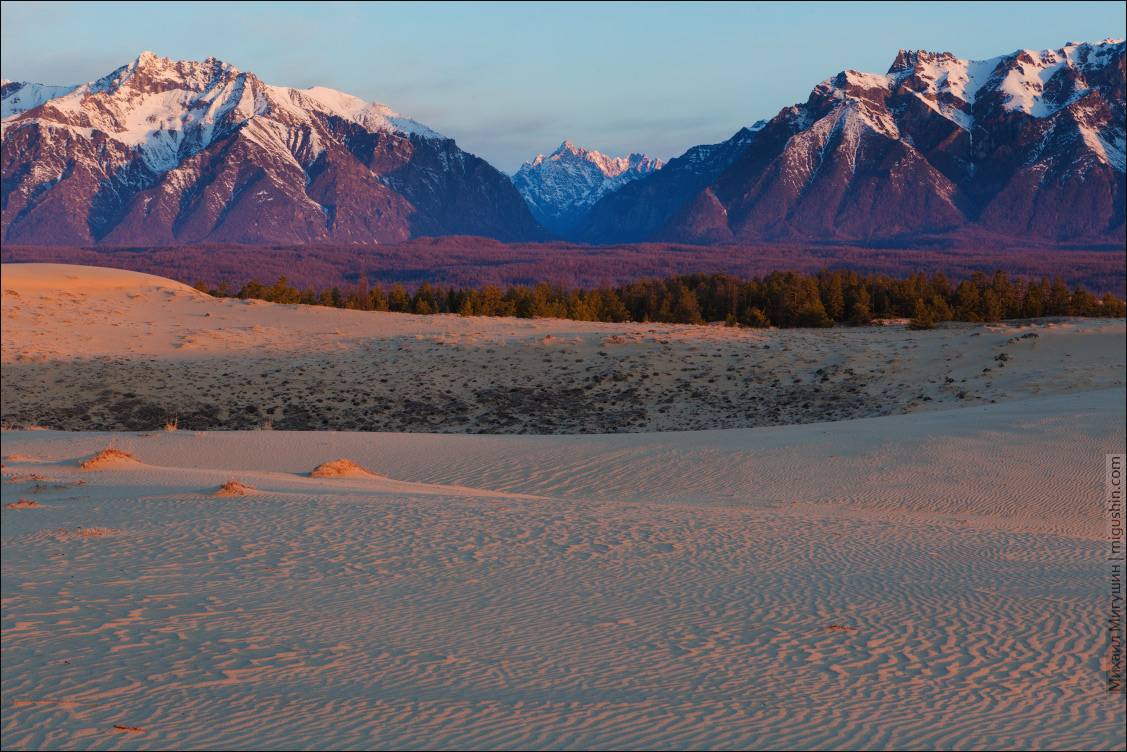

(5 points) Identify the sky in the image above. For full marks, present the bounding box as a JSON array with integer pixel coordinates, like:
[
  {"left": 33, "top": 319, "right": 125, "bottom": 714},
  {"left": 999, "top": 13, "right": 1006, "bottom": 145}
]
[{"left": 2, "top": 1, "right": 1124, "bottom": 173}]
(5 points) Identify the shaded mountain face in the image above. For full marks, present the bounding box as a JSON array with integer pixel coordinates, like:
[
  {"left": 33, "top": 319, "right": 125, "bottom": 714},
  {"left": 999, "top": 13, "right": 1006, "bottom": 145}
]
[
  {"left": 568, "top": 126, "right": 762, "bottom": 244},
  {"left": 1, "top": 53, "right": 549, "bottom": 245},
  {"left": 653, "top": 40, "right": 1125, "bottom": 245},
  {"left": 510, "top": 141, "right": 662, "bottom": 235}
]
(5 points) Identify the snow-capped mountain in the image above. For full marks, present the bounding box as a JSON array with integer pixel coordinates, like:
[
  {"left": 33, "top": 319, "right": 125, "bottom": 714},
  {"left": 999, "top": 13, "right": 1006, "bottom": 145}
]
[
  {"left": 569, "top": 124, "right": 763, "bottom": 244},
  {"left": 3, "top": 41, "right": 1122, "bottom": 249},
  {"left": 510, "top": 141, "right": 662, "bottom": 235},
  {"left": 1, "top": 80, "right": 85, "bottom": 118},
  {"left": 1, "top": 52, "right": 548, "bottom": 245},
  {"left": 653, "top": 39, "right": 1125, "bottom": 245}
]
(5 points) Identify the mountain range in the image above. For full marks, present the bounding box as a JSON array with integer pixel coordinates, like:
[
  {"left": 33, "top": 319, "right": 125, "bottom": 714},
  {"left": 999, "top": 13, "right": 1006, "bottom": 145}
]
[
  {"left": 3, "top": 40, "right": 1124, "bottom": 248},
  {"left": 1, "top": 52, "right": 547, "bottom": 245},
  {"left": 644, "top": 39, "right": 1125, "bottom": 246}
]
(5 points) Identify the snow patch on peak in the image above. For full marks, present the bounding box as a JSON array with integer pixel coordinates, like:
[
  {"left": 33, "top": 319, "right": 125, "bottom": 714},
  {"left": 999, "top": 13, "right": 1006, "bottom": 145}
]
[
  {"left": 290, "top": 85, "right": 443, "bottom": 139},
  {"left": 1, "top": 80, "right": 83, "bottom": 119},
  {"left": 535, "top": 140, "right": 663, "bottom": 180},
  {"left": 512, "top": 141, "right": 664, "bottom": 234},
  {"left": 2, "top": 53, "right": 447, "bottom": 175},
  {"left": 883, "top": 39, "right": 1125, "bottom": 127}
]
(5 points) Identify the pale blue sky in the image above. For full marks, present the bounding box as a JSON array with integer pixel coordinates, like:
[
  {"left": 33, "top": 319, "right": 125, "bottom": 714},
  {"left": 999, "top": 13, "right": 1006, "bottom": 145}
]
[{"left": 2, "top": 1, "right": 1124, "bottom": 172}]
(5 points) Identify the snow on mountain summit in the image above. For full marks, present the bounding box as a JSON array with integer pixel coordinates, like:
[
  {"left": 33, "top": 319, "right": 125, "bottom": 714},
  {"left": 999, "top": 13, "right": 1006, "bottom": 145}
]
[
  {"left": 1, "top": 51, "right": 444, "bottom": 175},
  {"left": 512, "top": 141, "right": 663, "bottom": 234},
  {"left": 650, "top": 39, "right": 1125, "bottom": 246},
  {"left": 2, "top": 53, "right": 547, "bottom": 246}
]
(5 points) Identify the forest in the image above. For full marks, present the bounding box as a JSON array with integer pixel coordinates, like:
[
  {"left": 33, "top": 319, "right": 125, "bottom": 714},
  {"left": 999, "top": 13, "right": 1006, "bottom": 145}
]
[
  {"left": 202, "top": 269, "right": 1127, "bottom": 329},
  {"left": 5, "top": 239, "right": 1124, "bottom": 296}
]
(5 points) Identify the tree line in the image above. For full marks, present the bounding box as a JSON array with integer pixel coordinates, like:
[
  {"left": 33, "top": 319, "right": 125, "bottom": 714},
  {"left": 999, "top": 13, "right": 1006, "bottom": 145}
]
[{"left": 195, "top": 269, "right": 1127, "bottom": 328}]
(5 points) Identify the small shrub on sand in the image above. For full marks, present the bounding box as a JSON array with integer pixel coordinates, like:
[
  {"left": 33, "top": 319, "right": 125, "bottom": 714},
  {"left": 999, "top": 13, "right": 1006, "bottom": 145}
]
[
  {"left": 213, "top": 479, "right": 256, "bottom": 497},
  {"left": 79, "top": 447, "right": 140, "bottom": 469},
  {"left": 10, "top": 473, "right": 50, "bottom": 482},
  {"left": 6, "top": 498, "right": 41, "bottom": 508},
  {"left": 309, "top": 459, "right": 383, "bottom": 478},
  {"left": 75, "top": 526, "right": 119, "bottom": 537},
  {"left": 164, "top": 416, "right": 179, "bottom": 431},
  {"left": 51, "top": 526, "right": 119, "bottom": 538}
]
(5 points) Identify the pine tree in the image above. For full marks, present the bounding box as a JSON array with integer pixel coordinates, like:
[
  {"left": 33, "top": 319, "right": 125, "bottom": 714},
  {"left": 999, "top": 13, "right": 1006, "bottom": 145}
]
[
  {"left": 908, "top": 298, "right": 936, "bottom": 330},
  {"left": 357, "top": 274, "right": 370, "bottom": 311},
  {"left": 979, "top": 289, "right": 1002, "bottom": 323},
  {"left": 387, "top": 283, "right": 411, "bottom": 312},
  {"left": 369, "top": 283, "right": 387, "bottom": 311},
  {"left": 824, "top": 275, "right": 845, "bottom": 320},
  {"left": 1047, "top": 277, "right": 1071, "bottom": 315},
  {"left": 954, "top": 281, "right": 981, "bottom": 321},
  {"left": 239, "top": 279, "right": 267, "bottom": 300},
  {"left": 850, "top": 285, "right": 872, "bottom": 324}
]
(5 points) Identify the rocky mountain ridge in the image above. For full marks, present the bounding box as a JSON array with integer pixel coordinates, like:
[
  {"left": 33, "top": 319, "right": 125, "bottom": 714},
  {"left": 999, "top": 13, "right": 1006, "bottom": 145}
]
[
  {"left": 648, "top": 39, "right": 1125, "bottom": 245},
  {"left": 2, "top": 52, "right": 548, "bottom": 245},
  {"left": 510, "top": 140, "right": 662, "bottom": 235}
]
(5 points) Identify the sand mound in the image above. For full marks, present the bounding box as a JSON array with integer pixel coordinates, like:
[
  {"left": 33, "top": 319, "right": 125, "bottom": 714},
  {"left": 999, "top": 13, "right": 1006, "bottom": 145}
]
[
  {"left": 309, "top": 459, "right": 382, "bottom": 478},
  {"left": 1, "top": 263, "right": 202, "bottom": 295},
  {"left": 79, "top": 448, "right": 141, "bottom": 469},
  {"left": 213, "top": 479, "right": 256, "bottom": 497}
]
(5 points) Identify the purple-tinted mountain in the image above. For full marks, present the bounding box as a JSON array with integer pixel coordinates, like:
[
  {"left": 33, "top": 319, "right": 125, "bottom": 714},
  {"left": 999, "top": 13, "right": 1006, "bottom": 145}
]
[
  {"left": 653, "top": 40, "right": 1125, "bottom": 246},
  {"left": 511, "top": 141, "right": 662, "bottom": 235},
  {"left": 1, "top": 53, "right": 549, "bottom": 245},
  {"left": 568, "top": 125, "right": 762, "bottom": 244}
]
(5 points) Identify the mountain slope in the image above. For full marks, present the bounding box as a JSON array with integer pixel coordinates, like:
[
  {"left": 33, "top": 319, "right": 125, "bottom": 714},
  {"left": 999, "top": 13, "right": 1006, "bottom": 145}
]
[
  {"left": 1, "top": 53, "right": 549, "bottom": 245},
  {"left": 654, "top": 40, "right": 1125, "bottom": 245},
  {"left": 568, "top": 125, "right": 763, "bottom": 244},
  {"left": 510, "top": 141, "right": 661, "bottom": 235}
]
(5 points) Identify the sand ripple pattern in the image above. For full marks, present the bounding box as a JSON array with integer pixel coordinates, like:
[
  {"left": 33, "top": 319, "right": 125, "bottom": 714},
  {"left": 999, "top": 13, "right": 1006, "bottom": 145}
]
[{"left": 3, "top": 432, "right": 1123, "bottom": 749}]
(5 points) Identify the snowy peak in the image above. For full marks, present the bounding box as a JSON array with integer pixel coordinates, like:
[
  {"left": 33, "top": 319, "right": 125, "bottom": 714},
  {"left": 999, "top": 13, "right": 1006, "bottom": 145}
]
[
  {"left": 2, "top": 52, "right": 445, "bottom": 175},
  {"left": 2, "top": 54, "right": 545, "bottom": 246},
  {"left": 570, "top": 124, "right": 765, "bottom": 244},
  {"left": 873, "top": 39, "right": 1126, "bottom": 128},
  {"left": 653, "top": 39, "right": 1125, "bottom": 246},
  {"left": 539, "top": 140, "right": 663, "bottom": 179},
  {"left": 1, "top": 80, "right": 83, "bottom": 118},
  {"left": 512, "top": 141, "right": 662, "bottom": 234}
]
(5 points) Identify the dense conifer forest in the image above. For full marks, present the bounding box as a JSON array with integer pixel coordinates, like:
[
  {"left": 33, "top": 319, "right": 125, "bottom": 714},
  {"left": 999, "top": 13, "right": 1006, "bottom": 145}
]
[{"left": 200, "top": 269, "right": 1127, "bottom": 329}]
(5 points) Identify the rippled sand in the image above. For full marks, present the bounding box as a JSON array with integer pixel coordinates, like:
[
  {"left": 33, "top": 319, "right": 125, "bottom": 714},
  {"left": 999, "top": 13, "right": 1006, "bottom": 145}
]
[{"left": 2, "top": 264, "right": 1124, "bottom": 750}]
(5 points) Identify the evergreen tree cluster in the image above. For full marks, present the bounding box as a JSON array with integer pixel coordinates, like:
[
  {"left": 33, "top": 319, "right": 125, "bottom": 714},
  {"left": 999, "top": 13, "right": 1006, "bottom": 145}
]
[{"left": 194, "top": 269, "right": 1127, "bottom": 328}]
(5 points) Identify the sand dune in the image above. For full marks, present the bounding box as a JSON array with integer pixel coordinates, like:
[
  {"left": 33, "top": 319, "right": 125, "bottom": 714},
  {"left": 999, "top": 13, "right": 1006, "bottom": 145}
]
[
  {"left": 1, "top": 264, "right": 1124, "bottom": 750},
  {"left": 4, "top": 264, "right": 1123, "bottom": 433},
  {"left": 2, "top": 402, "right": 1123, "bottom": 750}
]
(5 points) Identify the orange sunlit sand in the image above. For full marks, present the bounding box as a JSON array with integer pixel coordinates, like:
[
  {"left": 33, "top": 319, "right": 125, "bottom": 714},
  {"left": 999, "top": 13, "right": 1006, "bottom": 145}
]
[{"left": 1, "top": 264, "right": 1124, "bottom": 749}]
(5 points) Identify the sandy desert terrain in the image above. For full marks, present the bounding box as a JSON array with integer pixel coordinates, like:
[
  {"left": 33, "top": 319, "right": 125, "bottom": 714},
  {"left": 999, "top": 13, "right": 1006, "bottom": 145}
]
[
  {"left": 2, "top": 264, "right": 1124, "bottom": 750},
  {"left": 3, "top": 265, "right": 1124, "bottom": 434}
]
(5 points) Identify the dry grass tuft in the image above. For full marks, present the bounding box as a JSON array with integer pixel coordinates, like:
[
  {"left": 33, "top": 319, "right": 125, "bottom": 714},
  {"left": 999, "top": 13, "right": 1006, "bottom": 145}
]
[
  {"left": 10, "top": 473, "right": 51, "bottom": 483},
  {"left": 79, "top": 447, "right": 139, "bottom": 470},
  {"left": 213, "top": 479, "right": 256, "bottom": 497},
  {"left": 6, "top": 498, "right": 41, "bottom": 508},
  {"left": 163, "top": 416, "right": 179, "bottom": 431},
  {"left": 50, "top": 526, "right": 120, "bottom": 538},
  {"left": 309, "top": 459, "right": 383, "bottom": 478}
]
